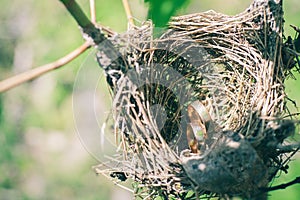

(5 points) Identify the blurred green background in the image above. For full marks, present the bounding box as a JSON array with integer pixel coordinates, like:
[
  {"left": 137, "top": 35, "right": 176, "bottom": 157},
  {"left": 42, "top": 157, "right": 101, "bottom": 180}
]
[{"left": 0, "top": 0, "right": 299, "bottom": 199}]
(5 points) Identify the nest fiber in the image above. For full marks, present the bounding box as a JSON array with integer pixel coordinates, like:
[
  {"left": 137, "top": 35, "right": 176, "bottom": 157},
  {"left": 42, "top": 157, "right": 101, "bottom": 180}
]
[{"left": 94, "top": 0, "right": 299, "bottom": 199}]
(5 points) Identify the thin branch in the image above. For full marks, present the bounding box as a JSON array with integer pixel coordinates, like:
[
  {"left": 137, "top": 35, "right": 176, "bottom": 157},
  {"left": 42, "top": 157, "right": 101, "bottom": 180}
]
[
  {"left": 88, "top": 0, "right": 115, "bottom": 37},
  {"left": 0, "top": 42, "right": 91, "bottom": 93},
  {"left": 263, "top": 176, "right": 300, "bottom": 192},
  {"left": 122, "top": 0, "right": 134, "bottom": 26},
  {"left": 90, "top": 0, "right": 96, "bottom": 24}
]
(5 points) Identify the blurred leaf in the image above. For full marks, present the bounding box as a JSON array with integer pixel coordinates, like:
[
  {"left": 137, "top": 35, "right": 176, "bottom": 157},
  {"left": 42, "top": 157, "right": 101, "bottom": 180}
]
[{"left": 145, "top": 0, "right": 190, "bottom": 27}]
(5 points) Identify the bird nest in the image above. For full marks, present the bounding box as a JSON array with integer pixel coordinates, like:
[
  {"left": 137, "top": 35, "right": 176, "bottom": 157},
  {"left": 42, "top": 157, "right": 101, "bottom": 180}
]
[{"left": 94, "top": 0, "right": 299, "bottom": 199}]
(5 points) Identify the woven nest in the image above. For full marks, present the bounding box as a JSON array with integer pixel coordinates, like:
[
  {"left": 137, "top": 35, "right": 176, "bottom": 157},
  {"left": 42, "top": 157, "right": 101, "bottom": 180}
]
[{"left": 94, "top": 0, "right": 299, "bottom": 199}]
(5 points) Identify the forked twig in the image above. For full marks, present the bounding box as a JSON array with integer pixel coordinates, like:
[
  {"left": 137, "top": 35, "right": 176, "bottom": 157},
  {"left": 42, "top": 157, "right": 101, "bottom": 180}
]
[{"left": 0, "top": 42, "right": 91, "bottom": 93}]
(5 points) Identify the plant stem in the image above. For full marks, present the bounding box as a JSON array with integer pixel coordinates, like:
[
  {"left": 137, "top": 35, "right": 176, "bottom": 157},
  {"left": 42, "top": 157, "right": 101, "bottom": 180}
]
[
  {"left": 89, "top": 0, "right": 96, "bottom": 24},
  {"left": 0, "top": 42, "right": 91, "bottom": 93},
  {"left": 122, "top": 0, "right": 134, "bottom": 26}
]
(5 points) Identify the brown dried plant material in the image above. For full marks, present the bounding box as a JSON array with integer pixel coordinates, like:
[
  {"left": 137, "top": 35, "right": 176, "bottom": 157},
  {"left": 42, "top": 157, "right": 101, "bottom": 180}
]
[{"left": 94, "top": 0, "right": 299, "bottom": 199}]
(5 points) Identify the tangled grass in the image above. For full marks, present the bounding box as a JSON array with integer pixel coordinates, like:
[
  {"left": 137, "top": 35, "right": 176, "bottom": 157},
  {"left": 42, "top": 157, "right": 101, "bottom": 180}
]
[{"left": 94, "top": 0, "right": 300, "bottom": 199}]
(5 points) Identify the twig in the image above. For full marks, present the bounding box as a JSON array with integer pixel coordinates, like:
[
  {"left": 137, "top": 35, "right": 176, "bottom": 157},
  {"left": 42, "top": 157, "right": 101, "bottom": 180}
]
[
  {"left": 0, "top": 0, "right": 116, "bottom": 93},
  {"left": 90, "top": 0, "right": 96, "bottom": 24},
  {"left": 0, "top": 42, "right": 91, "bottom": 93},
  {"left": 88, "top": 0, "right": 115, "bottom": 37},
  {"left": 122, "top": 0, "right": 134, "bottom": 26},
  {"left": 262, "top": 176, "right": 300, "bottom": 192}
]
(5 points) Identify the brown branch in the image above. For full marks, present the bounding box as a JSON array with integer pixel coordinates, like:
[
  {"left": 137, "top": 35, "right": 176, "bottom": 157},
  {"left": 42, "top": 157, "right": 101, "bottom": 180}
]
[
  {"left": 0, "top": 42, "right": 91, "bottom": 93},
  {"left": 0, "top": 0, "right": 108, "bottom": 93},
  {"left": 0, "top": 0, "right": 112, "bottom": 93}
]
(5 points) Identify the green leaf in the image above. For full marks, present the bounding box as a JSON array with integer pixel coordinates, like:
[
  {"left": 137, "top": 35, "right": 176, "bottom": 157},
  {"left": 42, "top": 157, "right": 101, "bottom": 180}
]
[{"left": 145, "top": 0, "right": 190, "bottom": 27}]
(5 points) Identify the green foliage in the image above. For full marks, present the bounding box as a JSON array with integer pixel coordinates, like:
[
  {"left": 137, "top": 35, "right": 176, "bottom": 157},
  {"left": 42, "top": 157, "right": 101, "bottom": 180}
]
[{"left": 144, "top": 0, "right": 190, "bottom": 27}]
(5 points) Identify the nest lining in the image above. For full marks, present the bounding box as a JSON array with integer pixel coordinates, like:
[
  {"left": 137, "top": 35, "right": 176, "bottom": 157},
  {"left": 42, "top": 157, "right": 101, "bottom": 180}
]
[{"left": 94, "top": 0, "right": 299, "bottom": 199}]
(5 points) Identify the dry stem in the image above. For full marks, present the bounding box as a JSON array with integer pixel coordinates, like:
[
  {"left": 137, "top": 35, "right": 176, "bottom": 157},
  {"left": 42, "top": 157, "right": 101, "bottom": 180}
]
[
  {"left": 0, "top": 42, "right": 91, "bottom": 93},
  {"left": 122, "top": 0, "right": 135, "bottom": 27},
  {"left": 89, "top": 0, "right": 96, "bottom": 24}
]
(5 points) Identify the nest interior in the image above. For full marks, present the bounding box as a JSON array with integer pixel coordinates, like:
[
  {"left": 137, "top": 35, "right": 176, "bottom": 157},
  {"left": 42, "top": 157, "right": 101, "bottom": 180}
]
[{"left": 94, "top": 0, "right": 299, "bottom": 199}]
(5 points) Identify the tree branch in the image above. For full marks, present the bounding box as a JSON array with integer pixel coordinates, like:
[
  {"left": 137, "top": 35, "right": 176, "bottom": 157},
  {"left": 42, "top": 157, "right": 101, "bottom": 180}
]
[
  {"left": 260, "top": 176, "right": 300, "bottom": 193},
  {"left": 0, "top": 0, "right": 125, "bottom": 93},
  {"left": 59, "top": 0, "right": 123, "bottom": 70},
  {"left": 0, "top": 42, "right": 91, "bottom": 93},
  {"left": 59, "top": 0, "right": 106, "bottom": 45},
  {"left": 60, "top": 0, "right": 93, "bottom": 29},
  {"left": 0, "top": 0, "right": 106, "bottom": 93}
]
